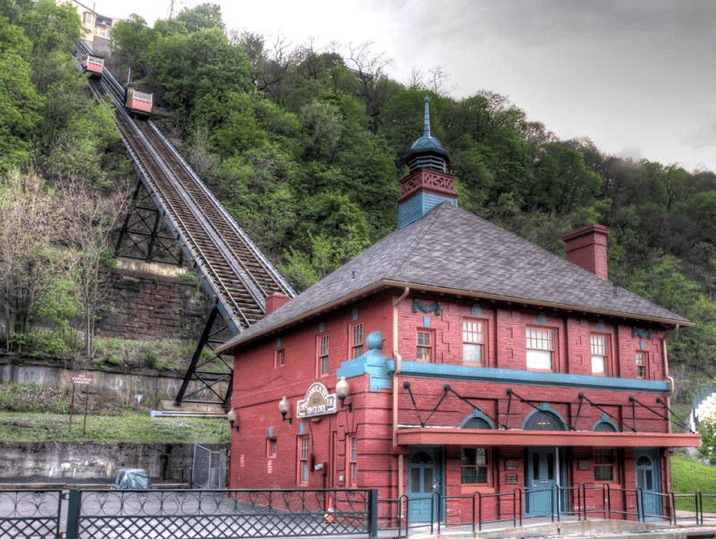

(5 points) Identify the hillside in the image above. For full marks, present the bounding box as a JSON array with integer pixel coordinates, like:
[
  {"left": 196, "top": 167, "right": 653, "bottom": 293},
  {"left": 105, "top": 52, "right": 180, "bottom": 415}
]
[{"left": 0, "top": 0, "right": 714, "bottom": 409}]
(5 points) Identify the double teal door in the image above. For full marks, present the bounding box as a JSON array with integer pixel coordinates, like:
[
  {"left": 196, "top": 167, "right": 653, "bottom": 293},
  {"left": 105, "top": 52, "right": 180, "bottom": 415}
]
[{"left": 407, "top": 447, "right": 443, "bottom": 523}]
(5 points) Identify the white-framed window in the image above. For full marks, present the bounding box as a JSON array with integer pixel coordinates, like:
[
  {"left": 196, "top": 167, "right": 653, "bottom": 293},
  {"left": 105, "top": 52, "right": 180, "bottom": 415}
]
[
  {"left": 351, "top": 324, "right": 364, "bottom": 359},
  {"left": 463, "top": 320, "right": 484, "bottom": 365},
  {"left": 275, "top": 341, "right": 285, "bottom": 369},
  {"left": 266, "top": 438, "right": 277, "bottom": 459},
  {"left": 461, "top": 448, "right": 489, "bottom": 484},
  {"left": 636, "top": 352, "right": 646, "bottom": 378},
  {"left": 298, "top": 436, "right": 310, "bottom": 485},
  {"left": 318, "top": 334, "right": 329, "bottom": 375},
  {"left": 346, "top": 434, "right": 358, "bottom": 487},
  {"left": 590, "top": 334, "right": 608, "bottom": 375},
  {"left": 526, "top": 328, "right": 553, "bottom": 370},
  {"left": 416, "top": 329, "right": 433, "bottom": 362}
]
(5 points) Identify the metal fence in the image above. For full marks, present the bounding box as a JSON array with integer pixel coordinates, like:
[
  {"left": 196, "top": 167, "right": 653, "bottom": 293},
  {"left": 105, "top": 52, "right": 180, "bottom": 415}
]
[
  {"left": 0, "top": 489, "right": 63, "bottom": 539},
  {"left": 0, "top": 488, "right": 377, "bottom": 539},
  {"left": 192, "top": 443, "right": 227, "bottom": 489}
]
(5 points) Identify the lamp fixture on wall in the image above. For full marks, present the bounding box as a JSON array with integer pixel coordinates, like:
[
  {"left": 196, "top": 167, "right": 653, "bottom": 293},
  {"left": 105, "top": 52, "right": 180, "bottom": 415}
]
[
  {"left": 226, "top": 409, "right": 239, "bottom": 431},
  {"left": 336, "top": 377, "right": 352, "bottom": 411},
  {"left": 278, "top": 396, "right": 292, "bottom": 424}
]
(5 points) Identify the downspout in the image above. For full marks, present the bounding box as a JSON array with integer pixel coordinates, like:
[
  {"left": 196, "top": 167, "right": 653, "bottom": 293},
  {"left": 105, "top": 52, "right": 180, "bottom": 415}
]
[
  {"left": 393, "top": 287, "right": 410, "bottom": 505},
  {"left": 664, "top": 326, "right": 678, "bottom": 432}
]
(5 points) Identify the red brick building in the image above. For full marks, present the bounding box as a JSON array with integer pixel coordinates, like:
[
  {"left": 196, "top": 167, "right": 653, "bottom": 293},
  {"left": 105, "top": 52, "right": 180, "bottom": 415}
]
[{"left": 217, "top": 98, "right": 699, "bottom": 524}]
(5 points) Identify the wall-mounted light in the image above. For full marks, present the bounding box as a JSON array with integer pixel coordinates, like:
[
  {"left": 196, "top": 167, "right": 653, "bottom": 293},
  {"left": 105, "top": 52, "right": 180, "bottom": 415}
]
[
  {"left": 226, "top": 409, "right": 239, "bottom": 431},
  {"left": 279, "top": 396, "right": 292, "bottom": 424},
  {"left": 336, "top": 377, "right": 352, "bottom": 411}
]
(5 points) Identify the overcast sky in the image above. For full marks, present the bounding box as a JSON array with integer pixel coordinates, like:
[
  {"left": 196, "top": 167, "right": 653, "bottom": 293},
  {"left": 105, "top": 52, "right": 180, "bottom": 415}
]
[{"left": 91, "top": 0, "right": 716, "bottom": 174}]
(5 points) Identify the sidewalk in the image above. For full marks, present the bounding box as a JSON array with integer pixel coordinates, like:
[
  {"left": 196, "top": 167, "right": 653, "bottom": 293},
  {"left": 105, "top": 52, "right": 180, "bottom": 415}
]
[{"left": 382, "top": 514, "right": 716, "bottom": 538}]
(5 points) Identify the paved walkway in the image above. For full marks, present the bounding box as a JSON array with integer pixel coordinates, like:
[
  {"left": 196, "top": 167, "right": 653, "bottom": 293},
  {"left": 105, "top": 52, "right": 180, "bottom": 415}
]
[{"left": 386, "top": 514, "right": 716, "bottom": 538}]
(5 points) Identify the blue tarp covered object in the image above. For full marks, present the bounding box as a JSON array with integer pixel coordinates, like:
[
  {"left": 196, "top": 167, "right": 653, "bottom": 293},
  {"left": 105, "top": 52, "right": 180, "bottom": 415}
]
[{"left": 115, "top": 468, "right": 150, "bottom": 489}]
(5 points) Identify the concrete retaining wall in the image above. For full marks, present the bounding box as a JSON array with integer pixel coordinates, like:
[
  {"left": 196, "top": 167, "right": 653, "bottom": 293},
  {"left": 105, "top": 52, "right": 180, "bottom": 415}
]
[{"left": 0, "top": 442, "right": 228, "bottom": 483}]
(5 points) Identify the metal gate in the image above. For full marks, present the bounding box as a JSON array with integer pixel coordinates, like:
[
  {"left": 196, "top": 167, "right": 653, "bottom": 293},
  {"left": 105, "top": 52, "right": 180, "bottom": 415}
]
[
  {"left": 192, "top": 443, "right": 227, "bottom": 489},
  {"left": 67, "top": 488, "right": 377, "bottom": 539}
]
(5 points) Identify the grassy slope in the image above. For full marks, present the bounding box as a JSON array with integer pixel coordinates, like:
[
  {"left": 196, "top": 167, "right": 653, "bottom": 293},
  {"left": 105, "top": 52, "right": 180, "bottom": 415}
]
[
  {"left": 671, "top": 454, "right": 716, "bottom": 512},
  {"left": 0, "top": 412, "right": 230, "bottom": 443},
  {"left": 0, "top": 382, "right": 229, "bottom": 443}
]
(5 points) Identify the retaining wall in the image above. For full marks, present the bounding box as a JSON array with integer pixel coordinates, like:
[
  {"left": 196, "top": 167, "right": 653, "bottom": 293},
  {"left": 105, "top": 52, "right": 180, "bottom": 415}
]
[{"left": 0, "top": 442, "right": 228, "bottom": 483}]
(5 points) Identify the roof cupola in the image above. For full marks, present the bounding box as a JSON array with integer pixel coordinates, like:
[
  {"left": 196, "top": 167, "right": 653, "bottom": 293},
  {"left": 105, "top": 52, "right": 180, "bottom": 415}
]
[
  {"left": 403, "top": 97, "right": 450, "bottom": 172},
  {"left": 397, "top": 97, "right": 458, "bottom": 230}
]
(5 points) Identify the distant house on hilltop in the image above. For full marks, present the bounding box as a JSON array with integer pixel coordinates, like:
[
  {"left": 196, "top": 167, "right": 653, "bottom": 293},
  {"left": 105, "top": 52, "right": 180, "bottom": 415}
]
[
  {"left": 217, "top": 97, "right": 699, "bottom": 524},
  {"left": 56, "top": 0, "right": 114, "bottom": 56}
]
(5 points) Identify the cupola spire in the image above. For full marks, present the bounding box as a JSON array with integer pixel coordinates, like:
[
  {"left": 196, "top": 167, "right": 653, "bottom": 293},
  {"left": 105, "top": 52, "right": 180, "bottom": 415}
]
[
  {"left": 397, "top": 97, "right": 458, "bottom": 230},
  {"left": 402, "top": 97, "right": 450, "bottom": 173}
]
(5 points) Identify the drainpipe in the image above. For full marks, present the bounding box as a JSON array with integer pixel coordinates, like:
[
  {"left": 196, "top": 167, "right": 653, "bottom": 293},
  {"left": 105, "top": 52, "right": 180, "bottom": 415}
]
[
  {"left": 663, "top": 329, "right": 676, "bottom": 432},
  {"left": 393, "top": 287, "right": 409, "bottom": 505}
]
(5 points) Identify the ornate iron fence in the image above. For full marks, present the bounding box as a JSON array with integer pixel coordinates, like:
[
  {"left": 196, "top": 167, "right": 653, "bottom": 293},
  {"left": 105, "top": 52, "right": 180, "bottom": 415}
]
[
  {"left": 65, "top": 488, "right": 377, "bottom": 539},
  {"left": 0, "top": 489, "right": 63, "bottom": 538}
]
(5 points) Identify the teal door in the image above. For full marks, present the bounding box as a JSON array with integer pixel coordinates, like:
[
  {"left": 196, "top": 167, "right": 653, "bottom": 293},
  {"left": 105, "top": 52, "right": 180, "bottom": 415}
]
[
  {"left": 635, "top": 450, "right": 661, "bottom": 520},
  {"left": 525, "top": 447, "right": 558, "bottom": 517},
  {"left": 407, "top": 448, "right": 442, "bottom": 523}
]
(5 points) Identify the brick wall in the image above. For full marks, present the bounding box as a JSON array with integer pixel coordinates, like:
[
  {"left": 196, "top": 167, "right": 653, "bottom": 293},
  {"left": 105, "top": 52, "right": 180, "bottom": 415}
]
[{"left": 97, "top": 261, "right": 213, "bottom": 341}]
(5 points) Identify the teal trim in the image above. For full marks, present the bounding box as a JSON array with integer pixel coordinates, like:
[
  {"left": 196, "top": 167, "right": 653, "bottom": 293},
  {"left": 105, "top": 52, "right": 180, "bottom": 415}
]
[
  {"left": 392, "top": 361, "right": 670, "bottom": 393},
  {"left": 337, "top": 332, "right": 391, "bottom": 393},
  {"left": 300, "top": 423, "right": 305, "bottom": 435},
  {"left": 268, "top": 426, "right": 274, "bottom": 438},
  {"left": 470, "top": 304, "right": 481, "bottom": 318},
  {"left": 423, "top": 316, "right": 430, "bottom": 328},
  {"left": 537, "top": 313, "right": 546, "bottom": 325}
]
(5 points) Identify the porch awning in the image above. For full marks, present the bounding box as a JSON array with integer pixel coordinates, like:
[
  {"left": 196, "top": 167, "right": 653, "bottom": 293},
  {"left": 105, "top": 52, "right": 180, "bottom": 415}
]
[{"left": 395, "top": 428, "right": 700, "bottom": 448}]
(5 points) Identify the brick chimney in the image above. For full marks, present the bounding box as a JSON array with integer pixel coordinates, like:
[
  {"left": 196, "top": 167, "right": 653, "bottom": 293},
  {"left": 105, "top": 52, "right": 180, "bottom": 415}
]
[
  {"left": 562, "top": 224, "right": 610, "bottom": 280},
  {"left": 265, "top": 292, "right": 290, "bottom": 315}
]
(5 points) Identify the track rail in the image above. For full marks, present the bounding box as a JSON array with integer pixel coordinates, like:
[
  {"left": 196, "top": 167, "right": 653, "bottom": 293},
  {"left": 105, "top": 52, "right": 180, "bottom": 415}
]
[{"left": 79, "top": 42, "right": 295, "bottom": 334}]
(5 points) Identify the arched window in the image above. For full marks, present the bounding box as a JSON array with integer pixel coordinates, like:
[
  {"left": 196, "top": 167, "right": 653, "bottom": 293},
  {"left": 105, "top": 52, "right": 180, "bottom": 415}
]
[
  {"left": 524, "top": 410, "right": 566, "bottom": 431},
  {"left": 462, "top": 417, "right": 491, "bottom": 429},
  {"left": 594, "top": 421, "right": 617, "bottom": 432}
]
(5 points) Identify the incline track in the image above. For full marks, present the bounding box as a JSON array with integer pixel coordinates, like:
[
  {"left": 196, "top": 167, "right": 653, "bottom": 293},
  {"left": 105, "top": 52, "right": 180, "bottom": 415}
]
[{"left": 79, "top": 42, "right": 295, "bottom": 335}]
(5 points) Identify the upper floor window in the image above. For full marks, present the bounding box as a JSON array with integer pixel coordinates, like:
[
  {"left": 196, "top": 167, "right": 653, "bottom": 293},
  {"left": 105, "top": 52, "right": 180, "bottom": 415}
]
[
  {"left": 590, "top": 334, "right": 608, "bottom": 375},
  {"left": 416, "top": 329, "right": 433, "bottom": 362},
  {"left": 297, "top": 436, "right": 310, "bottom": 485},
  {"left": 636, "top": 352, "right": 646, "bottom": 378},
  {"left": 461, "top": 448, "right": 489, "bottom": 484},
  {"left": 526, "top": 328, "right": 553, "bottom": 370},
  {"left": 83, "top": 12, "right": 94, "bottom": 25},
  {"left": 275, "top": 340, "right": 285, "bottom": 369},
  {"left": 351, "top": 323, "right": 364, "bottom": 359},
  {"left": 318, "top": 334, "right": 329, "bottom": 375},
  {"left": 463, "top": 320, "right": 484, "bottom": 365}
]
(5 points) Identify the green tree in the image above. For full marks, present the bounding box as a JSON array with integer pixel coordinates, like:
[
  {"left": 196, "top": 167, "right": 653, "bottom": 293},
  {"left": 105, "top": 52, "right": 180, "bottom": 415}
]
[
  {"left": 0, "top": 16, "right": 43, "bottom": 171},
  {"left": 175, "top": 3, "right": 224, "bottom": 32}
]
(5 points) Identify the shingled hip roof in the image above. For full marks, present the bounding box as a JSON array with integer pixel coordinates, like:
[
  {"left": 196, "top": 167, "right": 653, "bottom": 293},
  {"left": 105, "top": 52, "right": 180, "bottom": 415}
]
[{"left": 217, "top": 203, "right": 689, "bottom": 354}]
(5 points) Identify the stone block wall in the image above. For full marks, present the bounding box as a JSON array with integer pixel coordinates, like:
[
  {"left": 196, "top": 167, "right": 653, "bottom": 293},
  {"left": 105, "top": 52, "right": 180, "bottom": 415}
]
[{"left": 98, "top": 259, "right": 214, "bottom": 341}]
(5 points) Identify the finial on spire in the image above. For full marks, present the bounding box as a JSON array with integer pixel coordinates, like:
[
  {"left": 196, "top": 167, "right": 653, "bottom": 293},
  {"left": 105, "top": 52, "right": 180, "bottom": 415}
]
[{"left": 423, "top": 97, "right": 431, "bottom": 138}]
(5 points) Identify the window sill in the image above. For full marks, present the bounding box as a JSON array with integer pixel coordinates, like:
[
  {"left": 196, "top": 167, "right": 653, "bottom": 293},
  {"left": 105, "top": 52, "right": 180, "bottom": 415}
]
[{"left": 460, "top": 485, "right": 495, "bottom": 495}]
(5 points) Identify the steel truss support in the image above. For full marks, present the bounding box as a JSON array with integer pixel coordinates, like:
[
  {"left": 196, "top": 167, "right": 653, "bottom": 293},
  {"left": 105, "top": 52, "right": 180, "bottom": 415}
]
[
  {"left": 175, "top": 305, "right": 234, "bottom": 409},
  {"left": 115, "top": 178, "right": 183, "bottom": 265}
]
